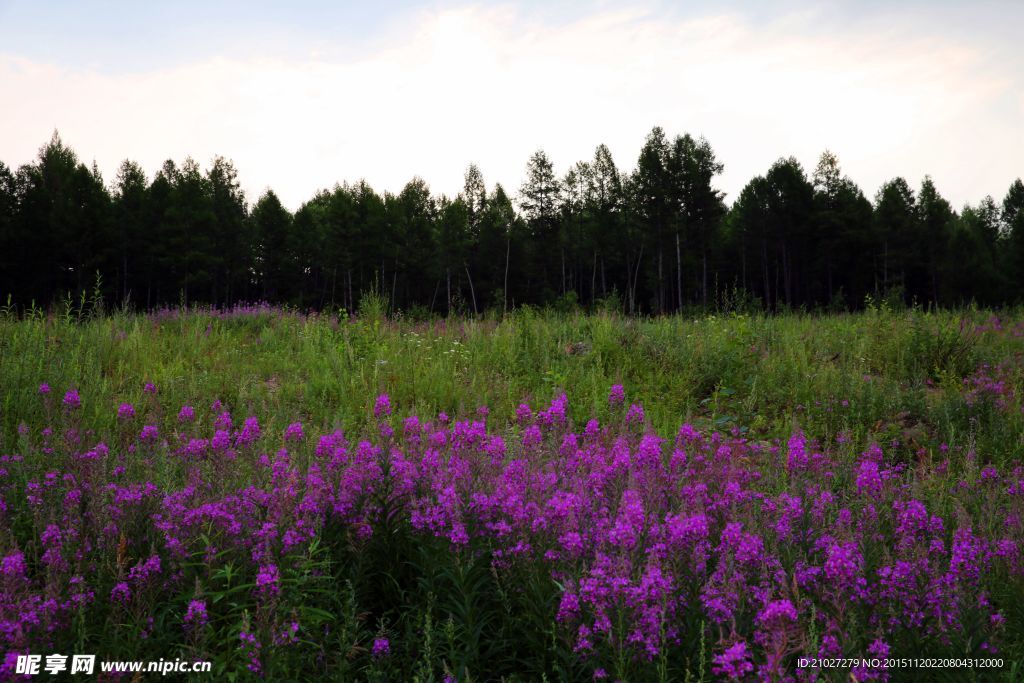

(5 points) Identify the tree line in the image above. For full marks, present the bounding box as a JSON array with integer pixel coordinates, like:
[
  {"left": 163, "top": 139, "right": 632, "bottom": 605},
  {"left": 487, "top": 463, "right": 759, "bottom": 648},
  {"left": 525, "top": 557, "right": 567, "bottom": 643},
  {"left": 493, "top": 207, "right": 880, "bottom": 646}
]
[{"left": 1, "top": 129, "right": 1022, "bottom": 315}]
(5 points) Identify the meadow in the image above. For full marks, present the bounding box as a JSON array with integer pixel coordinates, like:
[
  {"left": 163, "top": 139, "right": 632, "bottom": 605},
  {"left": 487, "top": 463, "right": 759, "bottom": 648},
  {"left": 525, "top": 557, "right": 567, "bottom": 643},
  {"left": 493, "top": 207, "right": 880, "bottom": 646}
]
[{"left": 1, "top": 301, "right": 1023, "bottom": 681}]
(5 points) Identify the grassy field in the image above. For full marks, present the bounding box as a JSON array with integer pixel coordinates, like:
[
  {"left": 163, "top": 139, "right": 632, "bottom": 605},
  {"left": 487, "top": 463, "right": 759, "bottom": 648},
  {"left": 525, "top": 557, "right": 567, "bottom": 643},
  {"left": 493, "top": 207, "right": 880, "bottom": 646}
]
[
  {"left": 1, "top": 304, "right": 1023, "bottom": 680},
  {"left": 2, "top": 303, "right": 1022, "bottom": 457}
]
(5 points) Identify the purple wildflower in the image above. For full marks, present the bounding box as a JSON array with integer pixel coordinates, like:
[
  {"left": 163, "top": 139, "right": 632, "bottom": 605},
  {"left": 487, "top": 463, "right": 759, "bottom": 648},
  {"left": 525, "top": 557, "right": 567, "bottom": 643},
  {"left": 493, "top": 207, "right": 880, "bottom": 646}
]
[
  {"left": 255, "top": 564, "right": 280, "bottom": 597},
  {"left": 713, "top": 641, "right": 755, "bottom": 680},
  {"left": 374, "top": 394, "right": 392, "bottom": 418},
  {"left": 110, "top": 582, "right": 132, "bottom": 604},
  {"left": 1, "top": 551, "right": 26, "bottom": 577},
  {"left": 284, "top": 422, "right": 304, "bottom": 442},
  {"left": 63, "top": 389, "right": 81, "bottom": 409},
  {"left": 184, "top": 599, "right": 208, "bottom": 628},
  {"left": 625, "top": 403, "right": 645, "bottom": 425},
  {"left": 371, "top": 637, "right": 390, "bottom": 657}
]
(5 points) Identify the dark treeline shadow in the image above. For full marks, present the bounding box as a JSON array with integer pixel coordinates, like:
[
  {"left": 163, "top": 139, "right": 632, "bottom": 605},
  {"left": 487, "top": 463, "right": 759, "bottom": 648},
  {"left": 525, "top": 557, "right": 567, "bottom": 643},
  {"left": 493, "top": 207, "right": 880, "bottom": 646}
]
[{"left": 1, "top": 130, "right": 1022, "bottom": 316}]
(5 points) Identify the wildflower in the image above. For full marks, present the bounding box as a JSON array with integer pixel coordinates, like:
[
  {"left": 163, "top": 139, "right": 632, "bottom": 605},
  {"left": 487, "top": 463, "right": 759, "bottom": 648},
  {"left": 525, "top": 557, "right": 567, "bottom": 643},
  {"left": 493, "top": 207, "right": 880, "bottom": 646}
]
[
  {"left": 178, "top": 405, "right": 195, "bottom": 423},
  {"left": 144, "top": 382, "right": 157, "bottom": 394},
  {"left": 712, "top": 641, "right": 755, "bottom": 680},
  {"left": 609, "top": 384, "right": 625, "bottom": 406},
  {"left": 239, "top": 631, "right": 262, "bottom": 674},
  {"left": 140, "top": 425, "right": 159, "bottom": 442},
  {"left": 236, "top": 416, "right": 261, "bottom": 447},
  {"left": 757, "top": 599, "right": 798, "bottom": 628},
  {"left": 852, "top": 639, "right": 890, "bottom": 681},
  {"left": 786, "top": 430, "right": 808, "bottom": 471},
  {"left": 184, "top": 599, "right": 208, "bottom": 629},
  {"left": 1, "top": 551, "right": 26, "bottom": 577},
  {"left": 371, "top": 637, "right": 390, "bottom": 657},
  {"left": 855, "top": 458, "right": 883, "bottom": 496},
  {"left": 110, "top": 582, "right": 132, "bottom": 604},
  {"left": 184, "top": 438, "right": 208, "bottom": 458},
  {"left": 63, "top": 389, "right": 81, "bottom": 409},
  {"left": 38, "top": 383, "right": 50, "bottom": 394},
  {"left": 214, "top": 411, "right": 232, "bottom": 430},
  {"left": 274, "top": 621, "right": 300, "bottom": 645},
  {"left": 374, "top": 394, "right": 392, "bottom": 418},
  {"left": 128, "top": 554, "right": 162, "bottom": 583},
  {"left": 255, "top": 564, "right": 280, "bottom": 597},
  {"left": 824, "top": 541, "right": 863, "bottom": 595},
  {"left": 117, "top": 403, "right": 135, "bottom": 419},
  {"left": 284, "top": 422, "right": 304, "bottom": 442},
  {"left": 625, "top": 403, "right": 645, "bottom": 425}
]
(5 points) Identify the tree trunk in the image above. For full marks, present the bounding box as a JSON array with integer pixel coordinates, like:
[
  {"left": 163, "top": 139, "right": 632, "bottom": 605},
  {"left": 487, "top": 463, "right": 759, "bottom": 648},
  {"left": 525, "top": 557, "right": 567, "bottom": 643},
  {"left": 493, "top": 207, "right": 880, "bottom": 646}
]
[
  {"left": 391, "top": 271, "right": 398, "bottom": 314},
  {"left": 561, "top": 248, "right": 566, "bottom": 296},
  {"left": 740, "top": 234, "right": 747, "bottom": 292},
  {"left": 675, "top": 233, "right": 682, "bottom": 313},
  {"left": 347, "top": 269, "right": 353, "bottom": 313},
  {"left": 657, "top": 247, "right": 664, "bottom": 314},
  {"left": 761, "top": 239, "right": 770, "bottom": 310},
  {"left": 782, "top": 241, "right": 791, "bottom": 307},
  {"left": 775, "top": 262, "right": 781, "bottom": 311},
  {"left": 702, "top": 248, "right": 708, "bottom": 309},
  {"left": 464, "top": 263, "right": 478, "bottom": 315},
  {"left": 631, "top": 245, "right": 644, "bottom": 314},
  {"left": 122, "top": 249, "right": 128, "bottom": 303},
  {"left": 883, "top": 241, "right": 889, "bottom": 291},
  {"left": 503, "top": 236, "right": 510, "bottom": 316},
  {"left": 827, "top": 257, "right": 833, "bottom": 302},
  {"left": 626, "top": 253, "right": 634, "bottom": 313}
]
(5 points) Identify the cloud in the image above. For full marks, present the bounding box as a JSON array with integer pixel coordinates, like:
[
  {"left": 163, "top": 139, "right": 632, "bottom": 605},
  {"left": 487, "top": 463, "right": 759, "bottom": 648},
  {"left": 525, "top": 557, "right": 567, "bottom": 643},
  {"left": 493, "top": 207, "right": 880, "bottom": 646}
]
[{"left": 0, "top": 3, "right": 1020, "bottom": 210}]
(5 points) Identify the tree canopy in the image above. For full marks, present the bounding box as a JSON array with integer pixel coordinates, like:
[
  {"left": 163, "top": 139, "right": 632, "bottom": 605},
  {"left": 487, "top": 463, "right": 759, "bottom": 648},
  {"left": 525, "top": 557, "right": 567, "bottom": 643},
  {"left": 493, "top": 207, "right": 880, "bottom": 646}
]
[{"left": 1, "top": 129, "right": 1020, "bottom": 314}]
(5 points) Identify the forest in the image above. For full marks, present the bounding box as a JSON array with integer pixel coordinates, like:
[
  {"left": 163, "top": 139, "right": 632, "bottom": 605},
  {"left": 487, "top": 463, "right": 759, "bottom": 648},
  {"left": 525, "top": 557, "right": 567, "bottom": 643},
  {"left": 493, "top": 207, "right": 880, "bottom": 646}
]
[{"left": 1, "top": 128, "right": 1022, "bottom": 314}]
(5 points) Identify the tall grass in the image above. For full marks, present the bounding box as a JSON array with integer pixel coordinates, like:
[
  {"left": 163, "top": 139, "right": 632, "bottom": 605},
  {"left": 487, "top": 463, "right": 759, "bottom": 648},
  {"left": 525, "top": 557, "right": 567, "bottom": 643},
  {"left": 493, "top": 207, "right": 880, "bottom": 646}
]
[{"left": 2, "top": 306, "right": 1021, "bottom": 464}]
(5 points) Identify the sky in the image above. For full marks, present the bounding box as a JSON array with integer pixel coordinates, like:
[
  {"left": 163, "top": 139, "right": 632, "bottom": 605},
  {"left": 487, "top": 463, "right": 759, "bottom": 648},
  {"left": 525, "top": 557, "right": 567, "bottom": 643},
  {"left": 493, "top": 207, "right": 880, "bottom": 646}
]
[{"left": 0, "top": 0, "right": 1021, "bottom": 211}]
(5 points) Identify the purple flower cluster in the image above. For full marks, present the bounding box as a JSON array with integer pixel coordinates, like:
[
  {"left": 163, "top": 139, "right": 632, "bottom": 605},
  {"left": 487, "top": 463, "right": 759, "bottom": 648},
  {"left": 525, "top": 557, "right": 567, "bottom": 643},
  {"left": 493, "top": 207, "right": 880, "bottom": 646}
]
[
  {"left": 374, "top": 393, "right": 392, "bottom": 418},
  {"left": 184, "top": 599, "right": 208, "bottom": 629},
  {"left": 1, "top": 381, "right": 1020, "bottom": 680},
  {"left": 372, "top": 637, "right": 390, "bottom": 658},
  {"left": 62, "top": 389, "right": 80, "bottom": 409},
  {"left": 963, "top": 361, "right": 1021, "bottom": 413},
  {"left": 284, "top": 422, "right": 304, "bottom": 442}
]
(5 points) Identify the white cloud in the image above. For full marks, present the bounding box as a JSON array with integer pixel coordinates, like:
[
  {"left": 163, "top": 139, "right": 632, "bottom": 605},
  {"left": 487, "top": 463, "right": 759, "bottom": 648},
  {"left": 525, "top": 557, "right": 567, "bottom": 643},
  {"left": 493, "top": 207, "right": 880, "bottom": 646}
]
[{"left": 0, "top": 4, "right": 1019, "bottom": 209}]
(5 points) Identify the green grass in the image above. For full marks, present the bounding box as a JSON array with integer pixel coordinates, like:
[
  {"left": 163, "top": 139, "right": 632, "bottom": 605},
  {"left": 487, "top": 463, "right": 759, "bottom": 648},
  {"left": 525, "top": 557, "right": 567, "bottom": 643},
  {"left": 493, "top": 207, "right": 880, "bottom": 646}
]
[{"left": 2, "top": 304, "right": 1021, "bottom": 464}]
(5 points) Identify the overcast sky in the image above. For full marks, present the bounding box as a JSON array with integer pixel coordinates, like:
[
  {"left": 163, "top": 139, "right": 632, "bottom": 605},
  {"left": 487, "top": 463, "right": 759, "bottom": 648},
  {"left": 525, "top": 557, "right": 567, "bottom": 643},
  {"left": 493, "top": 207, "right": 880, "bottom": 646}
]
[{"left": 1, "top": 0, "right": 1021, "bottom": 210}]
